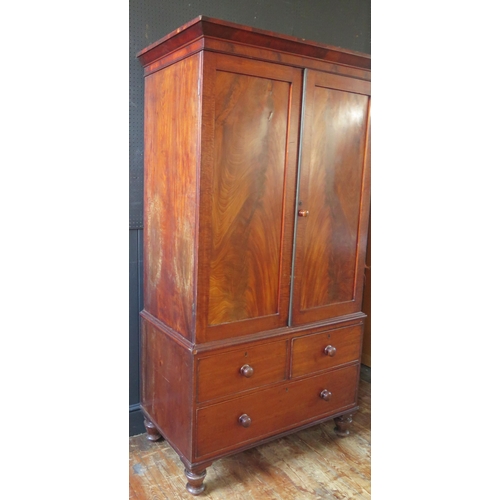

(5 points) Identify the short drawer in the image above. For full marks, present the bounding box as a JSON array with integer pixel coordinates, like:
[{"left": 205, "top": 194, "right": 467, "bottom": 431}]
[
  {"left": 291, "top": 324, "right": 363, "bottom": 378},
  {"left": 196, "top": 340, "right": 288, "bottom": 403},
  {"left": 196, "top": 363, "right": 358, "bottom": 459}
]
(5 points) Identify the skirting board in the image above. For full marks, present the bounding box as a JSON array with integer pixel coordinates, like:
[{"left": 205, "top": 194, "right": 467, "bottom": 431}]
[
  {"left": 129, "top": 404, "right": 145, "bottom": 437},
  {"left": 360, "top": 364, "right": 371, "bottom": 383}
]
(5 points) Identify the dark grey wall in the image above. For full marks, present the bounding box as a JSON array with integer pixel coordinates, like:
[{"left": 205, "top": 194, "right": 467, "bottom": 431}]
[{"left": 129, "top": 0, "right": 371, "bottom": 436}]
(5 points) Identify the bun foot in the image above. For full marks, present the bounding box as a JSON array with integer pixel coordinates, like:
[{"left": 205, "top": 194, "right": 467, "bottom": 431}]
[
  {"left": 144, "top": 417, "right": 162, "bottom": 442},
  {"left": 334, "top": 413, "right": 353, "bottom": 437},
  {"left": 185, "top": 468, "right": 207, "bottom": 495}
]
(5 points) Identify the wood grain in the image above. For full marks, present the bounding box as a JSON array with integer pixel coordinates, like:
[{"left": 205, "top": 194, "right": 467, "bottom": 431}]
[
  {"left": 196, "top": 364, "right": 358, "bottom": 459},
  {"left": 197, "top": 53, "right": 301, "bottom": 342},
  {"left": 143, "top": 52, "right": 201, "bottom": 339},
  {"left": 141, "top": 317, "right": 194, "bottom": 460},
  {"left": 203, "top": 37, "right": 371, "bottom": 82},
  {"left": 197, "top": 340, "right": 288, "bottom": 403},
  {"left": 129, "top": 379, "right": 371, "bottom": 499},
  {"left": 137, "top": 16, "right": 371, "bottom": 71},
  {"left": 137, "top": 21, "right": 371, "bottom": 496},
  {"left": 292, "top": 70, "right": 371, "bottom": 325},
  {"left": 208, "top": 71, "right": 289, "bottom": 325},
  {"left": 291, "top": 325, "right": 363, "bottom": 378}
]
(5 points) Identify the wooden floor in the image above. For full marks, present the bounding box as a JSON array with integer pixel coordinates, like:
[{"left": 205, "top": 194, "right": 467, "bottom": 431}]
[{"left": 129, "top": 379, "right": 370, "bottom": 499}]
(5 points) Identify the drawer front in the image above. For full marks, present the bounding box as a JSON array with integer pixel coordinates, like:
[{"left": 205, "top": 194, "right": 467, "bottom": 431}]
[
  {"left": 197, "top": 340, "right": 288, "bottom": 403},
  {"left": 196, "top": 364, "right": 358, "bottom": 458},
  {"left": 291, "top": 325, "right": 363, "bottom": 378}
]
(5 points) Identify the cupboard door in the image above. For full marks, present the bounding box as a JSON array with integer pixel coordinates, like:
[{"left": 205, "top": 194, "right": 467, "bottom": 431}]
[
  {"left": 197, "top": 53, "right": 302, "bottom": 341},
  {"left": 291, "top": 70, "right": 371, "bottom": 325}
]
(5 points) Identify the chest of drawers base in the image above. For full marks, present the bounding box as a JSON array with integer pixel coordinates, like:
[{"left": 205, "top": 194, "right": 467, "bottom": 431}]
[{"left": 140, "top": 312, "right": 364, "bottom": 494}]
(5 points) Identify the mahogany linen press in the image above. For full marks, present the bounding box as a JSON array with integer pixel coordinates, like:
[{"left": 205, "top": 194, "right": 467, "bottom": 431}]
[{"left": 137, "top": 16, "right": 371, "bottom": 495}]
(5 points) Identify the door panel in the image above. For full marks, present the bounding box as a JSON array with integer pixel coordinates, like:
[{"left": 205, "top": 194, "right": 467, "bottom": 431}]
[
  {"left": 197, "top": 53, "right": 302, "bottom": 341},
  {"left": 208, "top": 72, "right": 289, "bottom": 325},
  {"left": 292, "top": 70, "right": 371, "bottom": 325}
]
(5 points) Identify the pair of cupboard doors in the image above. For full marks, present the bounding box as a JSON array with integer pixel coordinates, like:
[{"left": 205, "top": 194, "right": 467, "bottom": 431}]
[{"left": 144, "top": 48, "right": 371, "bottom": 345}]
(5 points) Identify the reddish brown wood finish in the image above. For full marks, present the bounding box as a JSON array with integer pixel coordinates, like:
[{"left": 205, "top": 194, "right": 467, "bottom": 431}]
[
  {"left": 334, "top": 413, "right": 354, "bottom": 437},
  {"left": 138, "top": 18, "right": 371, "bottom": 495},
  {"left": 140, "top": 317, "right": 194, "bottom": 460},
  {"left": 143, "top": 53, "right": 201, "bottom": 340},
  {"left": 196, "top": 340, "right": 288, "bottom": 403},
  {"left": 184, "top": 468, "right": 207, "bottom": 496},
  {"left": 292, "top": 70, "right": 371, "bottom": 325},
  {"left": 196, "top": 364, "right": 359, "bottom": 459},
  {"left": 137, "top": 16, "right": 371, "bottom": 71},
  {"left": 144, "top": 36, "right": 370, "bottom": 84},
  {"left": 194, "top": 312, "right": 366, "bottom": 353},
  {"left": 200, "top": 17, "right": 371, "bottom": 69},
  {"left": 196, "top": 52, "right": 301, "bottom": 342},
  {"left": 208, "top": 68, "right": 288, "bottom": 325},
  {"left": 291, "top": 324, "right": 363, "bottom": 378},
  {"left": 144, "top": 417, "right": 162, "bottom": 442},
  {"left": 130, "top": 380, "right": 371, "bottom": 499}
]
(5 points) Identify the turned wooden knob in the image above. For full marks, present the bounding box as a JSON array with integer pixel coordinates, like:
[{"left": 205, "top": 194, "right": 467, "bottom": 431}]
[
  {"left": 298, "top": 209, "right": 309, "bottom": 217},
  {"left": 324, "top": 345, "right": 337, "bottom": 357},
  {"left": 239, "top": 414, "right": 252, "bottom": 427},
  {"left": 320, "top": 389, "right": 332, "bottom": 401},
  {"left": 240, "top": 364, "right": 254, "bottom": 377}
]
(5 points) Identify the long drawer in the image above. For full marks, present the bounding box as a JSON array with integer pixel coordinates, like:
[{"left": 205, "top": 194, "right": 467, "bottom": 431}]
[
  {"left": 196, "top": 363, "right": 359, "bottom": 459},
  {"left": 291, "top": 324, "right": 363, "bottom": 378},
  {"left": 196, "top": 340, "right": 288, "bottom": 403}
]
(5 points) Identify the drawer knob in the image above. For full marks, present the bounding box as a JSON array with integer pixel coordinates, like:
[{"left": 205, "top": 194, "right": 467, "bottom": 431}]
[
  {"left": 240, "top": 364, "right": 254, "bottom": 378},
  {"left": 298, "top": 209, "right": 309, "bottom": 217},
  {"left": 320, "top": 389, "right": 332, "bottom": 401},
  {"left": 324, "top": 345, "right": 337, "bottom": 357},
  {"left": 238, "top": 414, "right": 252, "bottom": 427}
]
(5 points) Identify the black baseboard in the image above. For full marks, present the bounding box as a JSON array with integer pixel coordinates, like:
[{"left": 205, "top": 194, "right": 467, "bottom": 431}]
[
  {"left": 129, "top": 404, "right": 145, "bottom": 436},
  {"left": 360, "top": 364, "right": 371, "bottom": 383}
]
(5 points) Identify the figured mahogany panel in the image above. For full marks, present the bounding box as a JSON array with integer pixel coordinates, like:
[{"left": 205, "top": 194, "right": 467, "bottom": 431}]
[
  {"left": 143, "top": 53, "right": 201, "bottom": 339},
  {"left": 141, "top": 317, "right": 193, "bottom": 460},
  {"left": 196, "top": 363, "right": 359, "bottom": 459},
  {"left": 292, "top": 71, "right": 371, "bottom": 325},
  {"left": 291, "top": 324, "right": 363, "bottom": 378},
  {"left": 197, "top": 340, "right": 288, "bottom": 403},
  {"left": 208, "top": 71, "right": 288, "bottom": 325},
  {"left": 197, "top": 53, "right": 301, "bottom": 341}
]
